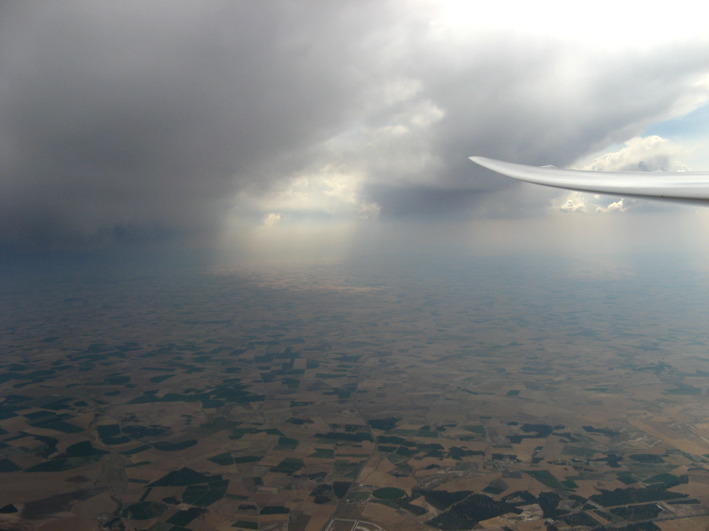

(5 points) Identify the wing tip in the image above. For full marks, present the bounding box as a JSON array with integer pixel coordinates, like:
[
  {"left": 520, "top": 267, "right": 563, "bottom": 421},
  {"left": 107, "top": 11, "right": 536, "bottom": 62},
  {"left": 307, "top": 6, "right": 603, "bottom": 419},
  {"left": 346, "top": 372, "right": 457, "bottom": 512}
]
[{"left": 469, "top": 156, "right": 500, "bottom": 172}]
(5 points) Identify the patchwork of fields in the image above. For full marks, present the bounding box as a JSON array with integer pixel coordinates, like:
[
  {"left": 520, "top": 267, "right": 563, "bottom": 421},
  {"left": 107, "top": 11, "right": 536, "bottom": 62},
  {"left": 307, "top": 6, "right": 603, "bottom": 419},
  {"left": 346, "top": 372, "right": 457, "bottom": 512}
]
[{"left": 1, "top": 259, "right": 708, "bottom": 530}]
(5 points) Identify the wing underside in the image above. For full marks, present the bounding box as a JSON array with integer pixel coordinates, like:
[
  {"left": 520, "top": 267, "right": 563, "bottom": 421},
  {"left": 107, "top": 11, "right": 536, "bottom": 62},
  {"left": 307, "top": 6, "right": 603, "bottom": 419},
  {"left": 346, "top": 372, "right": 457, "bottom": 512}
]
[{"left": 470, "top": 156, "right": 709, "bottom": 203}]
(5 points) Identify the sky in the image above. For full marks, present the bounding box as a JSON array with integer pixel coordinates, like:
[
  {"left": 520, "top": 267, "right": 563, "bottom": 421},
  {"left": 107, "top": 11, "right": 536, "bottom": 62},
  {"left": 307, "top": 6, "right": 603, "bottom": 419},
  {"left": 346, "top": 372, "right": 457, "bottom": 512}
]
[{"left": 2, "top": 0, "right": 709, "bottom": 267}]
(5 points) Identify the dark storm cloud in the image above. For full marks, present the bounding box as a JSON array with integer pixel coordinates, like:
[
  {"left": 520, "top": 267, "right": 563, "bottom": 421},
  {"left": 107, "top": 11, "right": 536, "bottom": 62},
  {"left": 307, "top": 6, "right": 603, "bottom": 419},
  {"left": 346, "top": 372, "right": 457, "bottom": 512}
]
[
  {"left": 364, "top": 184, "right": 486, "bottom": 218},
  {"left": 0, "top": 1, "right": 393, "bottom": 247},
  {"left": 1, "top": 1, "right": 708, "bottom": 249}
]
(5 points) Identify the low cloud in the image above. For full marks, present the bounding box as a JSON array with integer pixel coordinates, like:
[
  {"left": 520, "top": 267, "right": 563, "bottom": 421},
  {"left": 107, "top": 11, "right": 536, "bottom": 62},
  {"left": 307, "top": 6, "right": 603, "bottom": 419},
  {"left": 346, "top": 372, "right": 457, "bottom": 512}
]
[{"left": 596, "top": 199, "right": 626, "bottom": 214}]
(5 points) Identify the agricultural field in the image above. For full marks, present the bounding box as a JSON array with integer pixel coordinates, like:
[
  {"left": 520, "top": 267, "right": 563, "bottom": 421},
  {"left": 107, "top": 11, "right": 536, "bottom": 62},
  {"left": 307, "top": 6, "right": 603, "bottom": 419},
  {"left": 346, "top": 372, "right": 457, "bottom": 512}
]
[{"left": 1, "top": 258, "right": 709, "bottom": 530}]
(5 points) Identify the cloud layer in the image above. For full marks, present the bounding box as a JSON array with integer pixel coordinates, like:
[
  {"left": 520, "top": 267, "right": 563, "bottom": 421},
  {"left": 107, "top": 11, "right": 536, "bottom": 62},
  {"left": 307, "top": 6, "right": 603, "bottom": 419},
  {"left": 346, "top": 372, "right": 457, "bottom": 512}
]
[{"left": 1, "top": 1, "right": 708, "bottom": 248}]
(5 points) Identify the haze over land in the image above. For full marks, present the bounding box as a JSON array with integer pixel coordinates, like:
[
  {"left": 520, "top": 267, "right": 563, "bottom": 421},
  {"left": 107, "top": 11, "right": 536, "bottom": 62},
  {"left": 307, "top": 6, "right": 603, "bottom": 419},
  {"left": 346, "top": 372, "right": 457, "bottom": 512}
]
[{"left": 2, "top": 2, "right": 709, "bottom": 530}]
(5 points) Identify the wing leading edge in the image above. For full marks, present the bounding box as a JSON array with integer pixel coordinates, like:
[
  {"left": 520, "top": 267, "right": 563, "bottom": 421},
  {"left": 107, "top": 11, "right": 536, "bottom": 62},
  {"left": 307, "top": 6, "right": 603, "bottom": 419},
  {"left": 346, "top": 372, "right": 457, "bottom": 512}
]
[{"left": 470, "top": 156, "right": 709, "bottom": 203}]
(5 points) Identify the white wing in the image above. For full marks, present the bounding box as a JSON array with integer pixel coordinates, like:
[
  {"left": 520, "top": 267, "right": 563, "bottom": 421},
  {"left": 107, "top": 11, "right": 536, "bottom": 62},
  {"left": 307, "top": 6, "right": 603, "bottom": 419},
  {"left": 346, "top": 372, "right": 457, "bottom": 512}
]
[{"left": 470, "top": 156, "right": 709, "bottom": 203}]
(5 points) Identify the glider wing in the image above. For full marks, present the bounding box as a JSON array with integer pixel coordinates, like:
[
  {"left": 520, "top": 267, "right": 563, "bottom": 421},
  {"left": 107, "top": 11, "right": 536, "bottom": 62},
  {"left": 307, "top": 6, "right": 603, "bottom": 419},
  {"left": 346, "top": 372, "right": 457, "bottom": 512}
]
[{"left": 470, "top": 156, "right": 709, "bottom": 203}]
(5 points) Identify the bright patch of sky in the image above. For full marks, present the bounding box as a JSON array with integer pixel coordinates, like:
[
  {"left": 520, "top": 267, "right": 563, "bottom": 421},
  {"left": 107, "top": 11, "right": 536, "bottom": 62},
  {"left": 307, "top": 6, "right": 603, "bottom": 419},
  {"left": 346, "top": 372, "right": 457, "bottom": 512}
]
[{"left": 645, "top": 103, "right": 709, "bottom": 140}]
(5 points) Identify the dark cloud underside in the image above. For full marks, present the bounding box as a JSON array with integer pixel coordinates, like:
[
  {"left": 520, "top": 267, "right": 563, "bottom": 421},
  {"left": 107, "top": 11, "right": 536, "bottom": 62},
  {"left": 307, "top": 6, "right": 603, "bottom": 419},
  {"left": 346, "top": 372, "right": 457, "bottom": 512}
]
[{"left": 0, "top": 1, "right": 390, "bottom": 246}]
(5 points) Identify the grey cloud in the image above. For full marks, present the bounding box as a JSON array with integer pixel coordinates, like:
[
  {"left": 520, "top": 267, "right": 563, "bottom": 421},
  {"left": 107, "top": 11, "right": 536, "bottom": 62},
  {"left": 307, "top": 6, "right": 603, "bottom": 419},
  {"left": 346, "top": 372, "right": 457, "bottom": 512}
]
[
  {"left": 355, "top": 37, "right": 709, "bottom": 215},
  {"left": 422, "top": 43, "right": 707, "bottom": 174},
  {"left": 363, "top": 183, "right": 490, "bottom": 219},
  {"left": 0, "top": 1, "right": 392, "bottom": 247}
]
